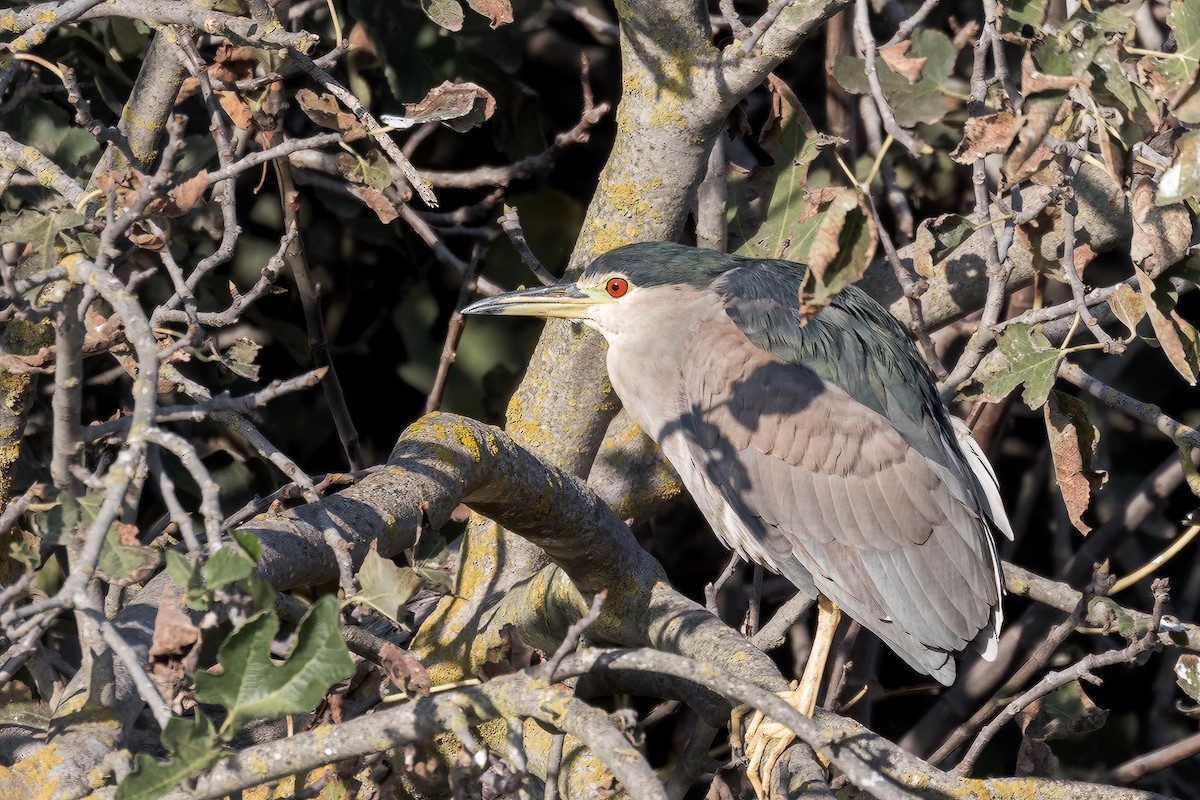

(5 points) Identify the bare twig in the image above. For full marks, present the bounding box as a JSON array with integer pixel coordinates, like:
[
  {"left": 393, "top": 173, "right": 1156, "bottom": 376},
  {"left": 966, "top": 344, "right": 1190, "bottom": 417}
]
[
  {"left": 955, "top": 580, "right": 1170, "bottom": 775},
  {"left": 554, "top": 0, "right": 619, "bottom": 41},
  {"left": 498, "top": 207, "right": 557, "bottom": 286},
  {"left": 543, "top": 590, "right": 607, "bottom": 678},
  {"left": 287, "top": 51, "right": 436, "bottom": 207},
  {"left": 704, "top": 553, "right": 741, "bottom": 615},
  {"left": 734, "top": 0, "right": 800, "bottom": 58},
  {"left": 885, "top": 0, "right": 942, "bottom": 45},
  {"left": 1059, "top": 145, "right": 1122, "bottom": 353},
  {"left": 1105, "top": 730, "right": 1200, "bottom": 785},
  {"left": 0, "top": 132, "right": 85, "bottom": 207},
  {"left": 752, "top": 591, "right": 816, "bottom": 651},
  {"left": 853, "top": 0, "right": 927, "bottom": 157},
  {"left": 427, "top": 251, "right": 485, "bottom": 414},
  {"left": 1059, "top": 362, "right": 1200, "bottom": 450},
  {"left": 273, "top": 161, "right": 365, "bottom": 471}
]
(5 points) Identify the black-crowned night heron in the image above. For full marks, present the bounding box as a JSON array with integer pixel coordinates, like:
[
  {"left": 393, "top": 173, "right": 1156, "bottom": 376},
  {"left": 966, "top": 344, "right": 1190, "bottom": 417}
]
[{"left": 463, "top": 242, "right": 1011, "bottom": 791}]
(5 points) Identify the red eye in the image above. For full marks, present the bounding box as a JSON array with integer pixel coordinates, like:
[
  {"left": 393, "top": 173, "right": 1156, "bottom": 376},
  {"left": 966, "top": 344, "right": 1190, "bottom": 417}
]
[{"left": 606, "top": 277, "right": 629, "bottom": 297}]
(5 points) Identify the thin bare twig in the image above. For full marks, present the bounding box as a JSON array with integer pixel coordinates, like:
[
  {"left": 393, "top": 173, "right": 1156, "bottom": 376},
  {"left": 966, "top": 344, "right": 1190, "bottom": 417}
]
[
  {"left": 1105, "top": 729, "right": 1200, "bottom": 785},
  {"left": 1059, "top": 362, "right": 1200, "bottom": 449},
  {"left": 734, "top": 0, "right": 800, "bottom": 58},
  {"left": 543, "top": 590, "right": 608, "bottom": 678},
  {"left": 853, "top": 0, "right": 927, "bottom": 157},
  {"left": 273, "top": 161, "right": 365, "bottom": 471},
  {"left": 955, "top": 580, "right": 1170, "bottom": 775},
  {"left": 427, "top": 250, "right": 486, "bottom": 414},
  {"left": 1059, "top": 137, "right": 1122, "bottom": 353},
  {"left": 885, "top": 0, "right": 942, "bottom": 46},
  {"left": 498, "top": 207, "right": 557, "bottom": 286},
  {"left": 704, "top": 553, "right": 741, "bottom": 615}
]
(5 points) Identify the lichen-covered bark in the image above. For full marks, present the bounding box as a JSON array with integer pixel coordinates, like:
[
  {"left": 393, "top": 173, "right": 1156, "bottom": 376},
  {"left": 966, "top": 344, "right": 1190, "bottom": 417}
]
[{"left": 0, "top": 320, "right": 44, "bottom": 514}]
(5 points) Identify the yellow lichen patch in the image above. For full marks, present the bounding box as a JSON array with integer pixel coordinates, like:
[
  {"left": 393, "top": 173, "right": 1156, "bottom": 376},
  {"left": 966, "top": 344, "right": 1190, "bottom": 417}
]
[
  {"left": 246, "top": 749, "right": 271, "bottom": 776},
  {"left": 0, "top": 743, "right": 63, "bottom": 800},
  {"left": 0, "top": 12, "right": 19, "bottom": 32},
  {"left": 240, "top": 781, "right": 272, "bottom": 800},
  {"left": 35, "top": 10, "right": 56, "bottom": 24}
]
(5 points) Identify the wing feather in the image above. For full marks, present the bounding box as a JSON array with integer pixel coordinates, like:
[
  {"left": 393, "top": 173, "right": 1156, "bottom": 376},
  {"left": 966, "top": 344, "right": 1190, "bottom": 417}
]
[{"left": 673, "top": 318, "right": 1002, "bottom": 684}]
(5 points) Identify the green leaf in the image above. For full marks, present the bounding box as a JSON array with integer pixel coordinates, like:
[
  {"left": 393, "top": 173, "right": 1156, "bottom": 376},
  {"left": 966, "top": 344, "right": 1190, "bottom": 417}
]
[
  {"left": 998, "top": 0, "right": 1047, "bottom": 40},
  {"left": 913, "top": 214, "right": 977, "bottom": 278},
  {"left": 219, "top": 337, "right": 261, "bottom": 382},
  {"left": 0, "top": 210, "right": 85, "bottom": 274},
  {"left": 201, "top": 545, "right": 256, "bottom": 591},
  {"left": 165, "top": 551, "right": 209, "bottom": 611},
  {"left": 979, "top": 323, "right": 1062, "bottom": 409},
  {"left": 194, "top": 596, "right": 354, "bottom": 736},
  {"left": 115, "top": 713, "right": 221, "bottom": 800},
  {"left": 832, "top": 30, "right": 955, "bottom": 127},
  {"left": 1043, "top": 392, "right": 1107, "bottom": 534},
  {"left": 1091, "top": 46, "right": 1160, "bottom": 138},
  {"left": 730, "top": 94, "right": 838, "bottom": 259},
  {"left": 352, "top": 546, "right": 424, "bottom": 624}
]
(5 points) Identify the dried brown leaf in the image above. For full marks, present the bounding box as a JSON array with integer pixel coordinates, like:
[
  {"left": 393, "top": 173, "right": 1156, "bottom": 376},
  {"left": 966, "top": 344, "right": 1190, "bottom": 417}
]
[
  {"left": 1107, "top": 283, "right": 1147, "bottom": 337},
  {"left": 1130, "top": 178, "right": 1191, "bottom": 278},
  {"left": 149, "top": 587, "right": 200, "bottom": 658},
  {"left": 296, "top": 88, "right": 366, "bottom": 139},
  {"left": 879, "top": 41, "right": 927, "bottom": 83},
  {"left": 1137, "top": 267, "right": 1200, "bottom": 384},
  {"left": 160, "top": 171, "right": 210, "bottom": 217},
  {"left": 402, "top": 81, "right": 496, "bottom": 133},
  {"left": 359, "top": 187, "right": 399, "bottom": 224},
  {"left": 467, "top": 0, "right": 513, "bottom": 28},
  {"left": 1044, "top": 391, "right": 1107, "bottom": 534},
  {"left": 951, "top": 112, "right": 1021, "bottom": 164},
  {"left": 380, "top": 643, "right": 431, "bottom": 697},
  {"left": 479, "top": 623, "right": 543, "bottom": 679}
]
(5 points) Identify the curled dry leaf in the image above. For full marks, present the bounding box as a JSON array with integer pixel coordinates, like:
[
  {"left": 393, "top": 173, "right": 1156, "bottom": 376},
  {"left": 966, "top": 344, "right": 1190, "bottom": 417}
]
[
  {"left": 1043, "top": 391, "right": 1107, "bottom": 534},
  {"left": 1107, "top": 283, "right": 1147, "bottom": 337},
  {"left": 296, "top": 88, "right": 367, "bottom": 140},
  {"left": 467, "top": 0, "right": 513, "bottom": 28},
  {"left": 913, "top": 213, "right": 976, "bottom": 279},
  {"left": 479, "top": 623, "right": 543, "bottom": 679},
  {"left": 951, "top": 112, "right": 1021, "bottom": 164},
  {"left": 799, "top": 187, "right": 877, "bottom": 318},
  {"left": 1136, "top": 267, "right": 1200, "bottom": 385},
  {"left": 386, "top": 81, "right": 497, "bottom": 134},
  {"left": 359, "top": 187, "right": 400, "bottom": 224},
  {"left": 158, "top": 171, "right": 210, "bottom": 218}
]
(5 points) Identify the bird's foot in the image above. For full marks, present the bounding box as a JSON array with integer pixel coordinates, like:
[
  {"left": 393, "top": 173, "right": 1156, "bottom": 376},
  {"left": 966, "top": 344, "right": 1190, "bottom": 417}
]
[{"left": 731, "top": 683, "right": 814, "bottom": 799}]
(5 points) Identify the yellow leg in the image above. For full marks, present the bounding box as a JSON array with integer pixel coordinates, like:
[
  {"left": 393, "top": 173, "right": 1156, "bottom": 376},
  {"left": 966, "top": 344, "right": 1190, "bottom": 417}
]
[
  {"left": 794, "top": 596, "right": 842, "bottom": 716},
  {"left": 737, "top": 596, "right": 842, "bottom": 799}
]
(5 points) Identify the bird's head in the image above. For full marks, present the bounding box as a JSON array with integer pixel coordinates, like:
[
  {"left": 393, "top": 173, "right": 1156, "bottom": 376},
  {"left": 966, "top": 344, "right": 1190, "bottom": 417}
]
[{"left": 461, "top": 242, "right": 738, "bottom": 334}]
